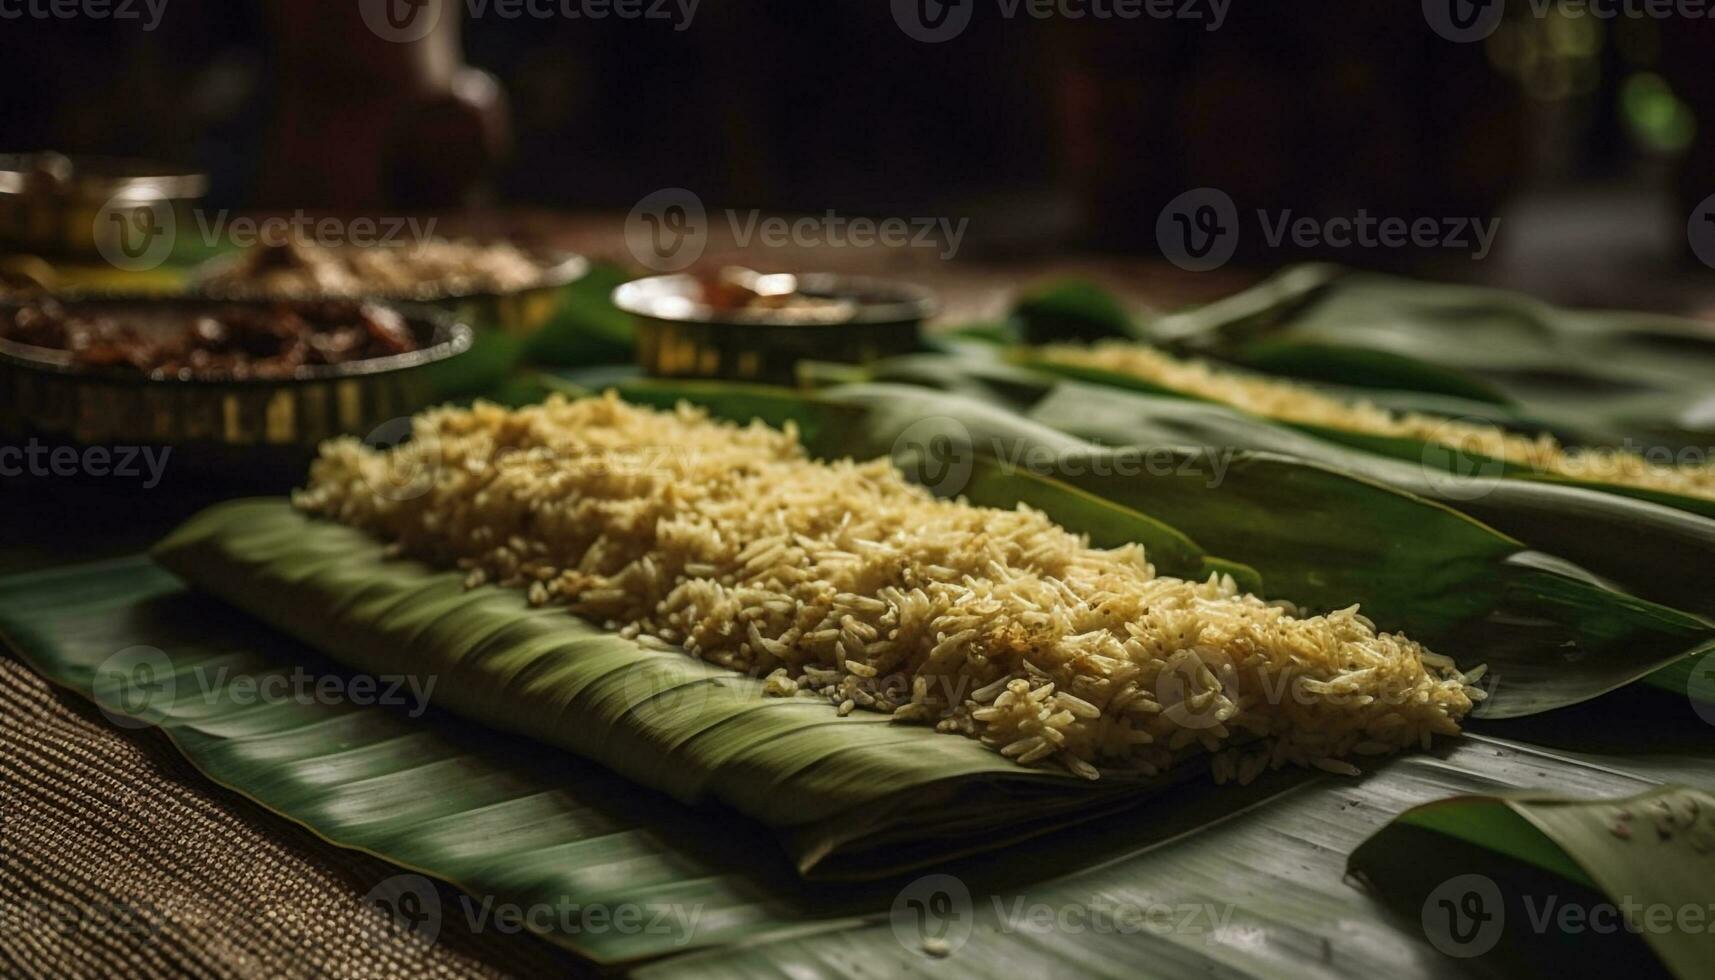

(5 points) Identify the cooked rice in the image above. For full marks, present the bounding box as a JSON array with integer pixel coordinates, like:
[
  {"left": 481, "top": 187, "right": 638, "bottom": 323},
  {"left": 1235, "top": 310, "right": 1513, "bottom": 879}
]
[
  {"left": 204, "top": 239, "right": 547, "bottom": 298},
  {"left": 293, "top": 393, "right": 1477, "bottom": 782},
  {"left": 1038, "top": 341, "right": 1715, "bottom": 502}
]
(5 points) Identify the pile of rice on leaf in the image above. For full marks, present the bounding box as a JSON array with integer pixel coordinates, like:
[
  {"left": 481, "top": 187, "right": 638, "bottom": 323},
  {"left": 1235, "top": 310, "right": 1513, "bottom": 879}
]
[
  {"left": 293, "top": 393, "right": 1478, "bottom": 783},
  {"left": 1038, "top": 341, "right": 1715, "bottom": 502}
]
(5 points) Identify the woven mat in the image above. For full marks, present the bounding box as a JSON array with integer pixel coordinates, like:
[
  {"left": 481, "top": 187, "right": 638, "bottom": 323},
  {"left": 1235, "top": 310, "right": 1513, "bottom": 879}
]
[{"left": 0, "top": 649, "right": 589, "bottom": 979}]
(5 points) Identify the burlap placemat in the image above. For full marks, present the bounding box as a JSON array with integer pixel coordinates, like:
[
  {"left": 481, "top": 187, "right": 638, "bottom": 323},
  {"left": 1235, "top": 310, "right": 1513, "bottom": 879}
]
[{"left": 0, "top": 650, "right": 589, "bottom": 979}]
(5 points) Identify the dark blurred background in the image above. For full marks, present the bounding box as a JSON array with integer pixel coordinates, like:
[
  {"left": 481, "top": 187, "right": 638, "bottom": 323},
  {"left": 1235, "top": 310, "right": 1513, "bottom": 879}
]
[{"left": 3, "top": 0, "right": 1713, "bottom": 305}]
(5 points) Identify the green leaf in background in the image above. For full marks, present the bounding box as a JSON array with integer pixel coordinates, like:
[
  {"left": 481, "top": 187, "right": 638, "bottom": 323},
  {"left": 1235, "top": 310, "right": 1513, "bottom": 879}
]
[
  {"left": 858, "top": 349, "right": 1715, "bottom": 626},
  {"left": 1011, "top": 280, "right": 1137, "bottom": 345},
  {"left": 1349, "top": 786, "right": 1715, "bottom": 979},
  {"left": 621, "top": 379, "right": 1715, "bottom": 719},
  {"left": 6, "top": 555, "right": 1712, "bottom": 975},
  {"left": 1013, "top": 378, "right": 1715, "bottom": 624},
  {"left": 519, "top": 261, "right": 637, "bottom": 366},
  {"left": 1140, "top": 266, "right": 1715, "bottom": 450}
]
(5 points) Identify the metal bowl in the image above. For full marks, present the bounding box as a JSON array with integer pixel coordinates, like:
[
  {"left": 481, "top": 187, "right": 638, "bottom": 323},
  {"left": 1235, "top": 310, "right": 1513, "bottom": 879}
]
[
  {"left": 191, "top": 247, "right": 590, "bottom": 340},
  {"left": 0, "top": 152, "right": 208, "bottom": 261},
  {"left": 0, "top": 297, "right": 472, "bottom": 474},
  {"left": 615, "top": 272, "right": 934, "bottom": 385}
]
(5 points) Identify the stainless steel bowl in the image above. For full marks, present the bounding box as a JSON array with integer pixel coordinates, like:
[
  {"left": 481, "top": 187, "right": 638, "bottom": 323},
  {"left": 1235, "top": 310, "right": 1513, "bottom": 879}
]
[
  {"left": 191, "top": 247, "right": 590, "bottom": 337},
  {"left": 614, "top": 272, "right": 934, "bottom": 385},
  {"left": 189, "top": 247, "right": 589, "bottom": 393},
  {"left": 0, "top": 152, "right": 208, "bottom": 261},
  {"left": 0, "top": 297, "right": 471, "bottom": 471}
]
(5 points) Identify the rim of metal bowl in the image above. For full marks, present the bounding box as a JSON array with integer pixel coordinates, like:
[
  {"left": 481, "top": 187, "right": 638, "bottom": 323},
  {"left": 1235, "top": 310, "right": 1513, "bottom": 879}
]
[
  {"left": 0, "top": 297, "right": 474, "bottom": 387},
  {"left": 612, "top": 272, "right": 937, "bottom": 327},
  {"left": 188, "top": 247, "right": 590, "bottom": 304},
  {"left": 0, "top": 152, "right": 209, "bottom": 201}
]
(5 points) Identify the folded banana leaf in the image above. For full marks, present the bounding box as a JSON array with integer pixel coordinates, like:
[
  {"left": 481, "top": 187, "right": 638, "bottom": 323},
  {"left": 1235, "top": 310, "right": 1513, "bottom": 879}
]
[
  {"left": 1024, "top": 378, "right": 1715, "bottom": 624},
  {"left": 1349, "top": 786, "right": 1715, "bottom": 979},
  {"left": 150, "top": 500, "right": 1190, "bottom": 881},
  {"left": 1129, "top": 265, "right": 1715, "bottom": 451},
  {"left": 5, "top": 557, "right": 1711, "bottom": 974},
  {"left": 619, "top": 380, "right": 1715, "bottom": 717},
  {"left": 856, "top": 353, "right": 1715, "bottom": 625},
  {"left": 1007, "top": 349, "right": 1715, "bottom": 523}
]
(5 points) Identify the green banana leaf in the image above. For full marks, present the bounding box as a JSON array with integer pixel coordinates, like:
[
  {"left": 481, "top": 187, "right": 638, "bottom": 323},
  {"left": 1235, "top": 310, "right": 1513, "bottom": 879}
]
[
  {"left": 519, "top": 261, "right": 638, "bottom": 367},
  {"left": 1135, "top": 266, "right": 1715, "bottom": 451},
  {"left": 151, "top": 500, "right": 1195, "bottom": 881},
  {"left": 1020, "top": 378, "right": 1715, "bottom": 625},
  {"left": 618, "top": 380, "right": 1715, "bottom": 718},
  {"left": 855, "top": 352, "right": 1715, "bottom": 627},
  {"left": 1005, "top": 348, "right": 1715, "bottom": 522},
  {"left": 1349, "top": 786, "right": 1715, "bottom": 979},
  {"left": 5, "top": 557, "right": 1712, "bottom": 975}
]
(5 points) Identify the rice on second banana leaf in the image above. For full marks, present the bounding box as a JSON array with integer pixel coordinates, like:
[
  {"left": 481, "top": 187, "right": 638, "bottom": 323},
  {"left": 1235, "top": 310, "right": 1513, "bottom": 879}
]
[
  {"left": 293, "top": 392, "right": 1478, "bottom": 782},
  {"left": 1037, "top": 340, "right": 1715, "bottom": 503}
]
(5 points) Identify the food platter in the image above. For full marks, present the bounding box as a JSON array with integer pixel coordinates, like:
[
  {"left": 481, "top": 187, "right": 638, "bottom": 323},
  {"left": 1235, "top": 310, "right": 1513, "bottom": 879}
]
[{"left": 0, "top": 295, "right": 472, "bottom": 465}]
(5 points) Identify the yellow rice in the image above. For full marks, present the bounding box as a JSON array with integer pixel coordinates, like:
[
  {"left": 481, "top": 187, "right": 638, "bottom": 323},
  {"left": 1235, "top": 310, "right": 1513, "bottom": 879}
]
[
  {"left": 293, "top": 393, "right": 1477, "bottom": 782},
  {"left": 1038, "top": 341, "right": 1715, "bottom": 502}
]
